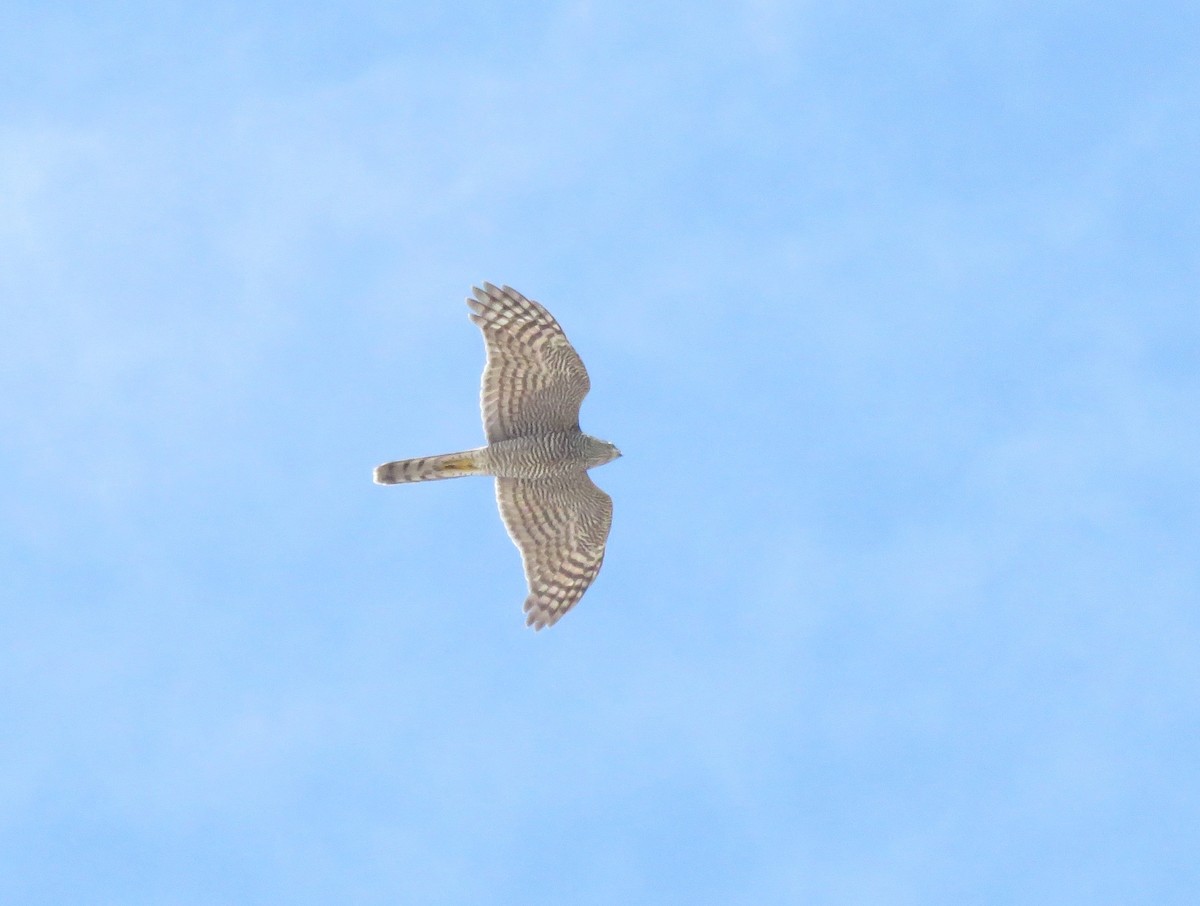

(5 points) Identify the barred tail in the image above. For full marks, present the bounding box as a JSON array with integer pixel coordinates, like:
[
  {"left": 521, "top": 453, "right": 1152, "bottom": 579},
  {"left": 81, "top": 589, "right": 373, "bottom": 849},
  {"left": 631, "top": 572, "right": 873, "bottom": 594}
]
[{"left": 373, "top": 448, "right": 488, "bottom": 485}]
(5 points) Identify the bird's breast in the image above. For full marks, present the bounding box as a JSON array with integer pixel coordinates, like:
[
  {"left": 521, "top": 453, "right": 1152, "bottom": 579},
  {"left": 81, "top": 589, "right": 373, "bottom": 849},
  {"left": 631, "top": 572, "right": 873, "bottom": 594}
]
[{"left": 485, "top": 433, "right": 586, "bottom": 479}]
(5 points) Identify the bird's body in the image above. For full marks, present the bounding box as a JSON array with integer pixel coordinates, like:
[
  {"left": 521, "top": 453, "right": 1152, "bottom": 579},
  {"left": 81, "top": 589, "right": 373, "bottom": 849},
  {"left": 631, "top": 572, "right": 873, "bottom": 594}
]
[
  {"left": 374, "top": 284, "right": 619, "bottom": 630},
  {"left": 375, "top": 432, "right": 617, "bottom": 483}
]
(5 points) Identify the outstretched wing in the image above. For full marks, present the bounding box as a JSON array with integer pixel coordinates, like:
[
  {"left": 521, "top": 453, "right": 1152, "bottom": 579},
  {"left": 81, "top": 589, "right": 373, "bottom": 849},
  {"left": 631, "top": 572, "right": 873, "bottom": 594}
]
[
  {"left": 495, "top": 474, "right": 613, "bottom": 630},
  {"left": 467, "top": 283, "right": 591, "bottom": 443}
]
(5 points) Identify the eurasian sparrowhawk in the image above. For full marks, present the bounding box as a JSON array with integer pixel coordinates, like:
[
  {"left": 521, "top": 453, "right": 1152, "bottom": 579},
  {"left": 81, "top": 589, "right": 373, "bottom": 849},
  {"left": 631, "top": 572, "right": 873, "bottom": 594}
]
[{"left": 374, "top": 284, "right": 620, "bottom": 630}]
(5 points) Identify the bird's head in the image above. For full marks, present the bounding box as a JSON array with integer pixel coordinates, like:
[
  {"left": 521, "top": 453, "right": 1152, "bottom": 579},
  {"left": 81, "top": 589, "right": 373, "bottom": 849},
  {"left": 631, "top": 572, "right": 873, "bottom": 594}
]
[{"left": 583, "top": 436, "right": 622, "bottom": 469}]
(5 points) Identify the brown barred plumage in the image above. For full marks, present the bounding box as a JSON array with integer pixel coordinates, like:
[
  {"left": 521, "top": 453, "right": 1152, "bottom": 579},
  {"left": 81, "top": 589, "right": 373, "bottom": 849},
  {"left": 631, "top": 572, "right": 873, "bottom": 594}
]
[{"left": 374, "top": 283, "right": 619, "bottom": 630}]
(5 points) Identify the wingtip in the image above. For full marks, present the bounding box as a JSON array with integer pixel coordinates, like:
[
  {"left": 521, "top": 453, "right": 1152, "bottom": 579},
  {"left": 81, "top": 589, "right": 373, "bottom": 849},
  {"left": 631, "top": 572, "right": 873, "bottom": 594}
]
[
  {"left": 523, "top": 601, "right": 552, "bottom": 631},
  {"left": 467, "top": 282, "right": 504, "bottom": 312}
]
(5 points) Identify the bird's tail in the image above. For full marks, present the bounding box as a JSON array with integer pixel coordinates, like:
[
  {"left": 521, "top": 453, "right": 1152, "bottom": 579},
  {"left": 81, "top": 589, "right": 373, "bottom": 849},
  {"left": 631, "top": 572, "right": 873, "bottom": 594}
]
[{"left": 373, "top": 448, "right": 489, "bottom": 485}]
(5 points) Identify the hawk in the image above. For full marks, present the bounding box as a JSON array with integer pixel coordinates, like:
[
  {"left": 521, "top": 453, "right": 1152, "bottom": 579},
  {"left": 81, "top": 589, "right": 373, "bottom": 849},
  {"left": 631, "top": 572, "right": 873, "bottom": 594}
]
[{"left": 374, "top": 283, "right": 620, "bottom": 629}]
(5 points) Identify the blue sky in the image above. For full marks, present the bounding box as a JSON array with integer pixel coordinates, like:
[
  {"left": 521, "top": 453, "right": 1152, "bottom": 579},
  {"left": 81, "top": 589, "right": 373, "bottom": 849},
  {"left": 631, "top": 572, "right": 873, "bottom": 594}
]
[{"left": 2, "top": 2, "right": 1198, "bottom": 903}]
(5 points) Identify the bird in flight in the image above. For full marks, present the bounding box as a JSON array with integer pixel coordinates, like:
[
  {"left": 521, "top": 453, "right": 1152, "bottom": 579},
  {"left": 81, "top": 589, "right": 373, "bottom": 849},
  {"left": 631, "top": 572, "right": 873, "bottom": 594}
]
[{"left": 374, "top": 283, "right": 620, "bottom": 629}]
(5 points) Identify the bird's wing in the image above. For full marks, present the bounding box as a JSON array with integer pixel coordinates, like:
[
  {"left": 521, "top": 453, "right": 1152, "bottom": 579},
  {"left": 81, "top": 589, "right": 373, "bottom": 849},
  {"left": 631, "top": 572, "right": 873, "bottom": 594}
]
[
  {"left": 468, "top": 283, "right": 591, "bottom": 443},
  {"left": 494, "top": 474, "right": 613, "bottom": 629}
]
